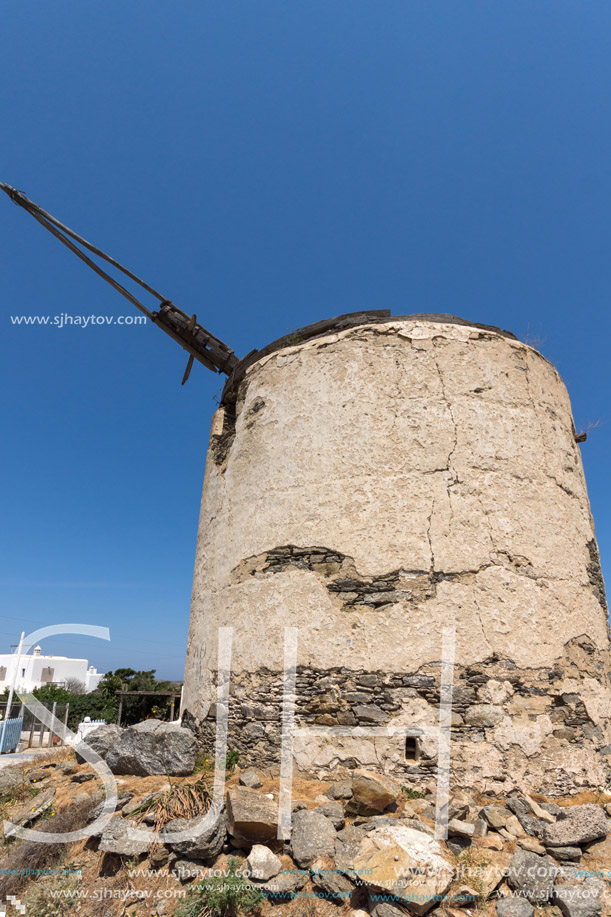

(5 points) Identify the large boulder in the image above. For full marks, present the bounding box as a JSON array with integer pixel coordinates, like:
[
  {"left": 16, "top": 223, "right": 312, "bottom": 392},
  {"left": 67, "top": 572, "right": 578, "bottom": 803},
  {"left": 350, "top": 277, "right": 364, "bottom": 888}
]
[
  {"left": 350, "top": 769, "right": 401, "bottom": 815},
  {"left": 290, "top": 809, "right": 336, "bottom": 867},
  {"left": 353, "top": 825, "right": 454, "bottom": 915},
  {"left": 105, "top": 720, "right": 197, "bottom": 776},
  {"left": 76, "top": 725, "right": 123, "bottom": 763},
  {"left": 163, "top": 810, "right": 227, "bottom": 861},
  {"left": 543, "top": 805, "right": 610, "bottom": 848},
  {"left": 226, "top": 787, "right": 277, "bottom": 845},
  {"left": 507, "top": 848, "right": 559, "bottom": 905}
]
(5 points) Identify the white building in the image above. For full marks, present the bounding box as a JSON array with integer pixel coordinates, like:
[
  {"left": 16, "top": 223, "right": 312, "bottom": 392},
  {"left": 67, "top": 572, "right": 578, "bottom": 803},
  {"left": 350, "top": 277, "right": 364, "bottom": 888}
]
[{"left": 0, "top": 646, "right": 104, "bottom": 694}]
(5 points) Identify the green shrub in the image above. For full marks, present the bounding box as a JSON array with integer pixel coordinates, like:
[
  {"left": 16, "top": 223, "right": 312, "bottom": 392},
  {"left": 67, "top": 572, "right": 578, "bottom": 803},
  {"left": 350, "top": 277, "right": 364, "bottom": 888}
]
[
  {"left": 401, "top": 786, "right": 427, "bottom": 799},
  {"left": 176, "top": 857, "right": 263, "bottom": 917}
]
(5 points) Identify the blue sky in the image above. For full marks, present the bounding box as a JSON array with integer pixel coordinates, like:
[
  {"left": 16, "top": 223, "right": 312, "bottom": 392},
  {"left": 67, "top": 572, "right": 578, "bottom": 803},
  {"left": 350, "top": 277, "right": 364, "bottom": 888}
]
[{"left": 1, "top": 1, "right": 610, "bottom": 680}]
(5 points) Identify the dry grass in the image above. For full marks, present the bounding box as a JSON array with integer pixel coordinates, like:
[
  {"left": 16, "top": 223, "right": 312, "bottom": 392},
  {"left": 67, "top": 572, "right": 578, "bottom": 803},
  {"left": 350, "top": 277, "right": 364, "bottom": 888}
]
[
  {"left": 0, "top": 796, "right": 96, "bottom": 900},
  {"left": 133, "top": 774, "right": 212, "bottom": 835}
]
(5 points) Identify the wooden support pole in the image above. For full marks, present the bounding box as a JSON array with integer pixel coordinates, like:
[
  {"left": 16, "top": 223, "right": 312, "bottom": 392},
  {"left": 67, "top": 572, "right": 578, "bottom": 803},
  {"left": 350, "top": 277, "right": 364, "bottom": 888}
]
[
  {"left": 62, "top": 704, "right": 69, "bottom": 745},
  {"left": 28, "top": 719, "right": 35, "bottom": 749},
  {"left": 49, "top": 702, "right": 57, "bottom": 746},
  {"left": 117, "top": 695, "right": 123, "bottom": 727},
  {"left": 39, "top": 721, "right": 46, "bottom": 748},
  {"left": 169, "top": 696, "right": 175, "bottom": 722}
]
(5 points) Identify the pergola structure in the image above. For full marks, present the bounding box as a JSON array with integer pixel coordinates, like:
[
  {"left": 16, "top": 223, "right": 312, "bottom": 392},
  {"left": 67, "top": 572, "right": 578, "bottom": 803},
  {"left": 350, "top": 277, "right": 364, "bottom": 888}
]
[{"left": 116, "top": 691, "right": 182, "bottom": 726}]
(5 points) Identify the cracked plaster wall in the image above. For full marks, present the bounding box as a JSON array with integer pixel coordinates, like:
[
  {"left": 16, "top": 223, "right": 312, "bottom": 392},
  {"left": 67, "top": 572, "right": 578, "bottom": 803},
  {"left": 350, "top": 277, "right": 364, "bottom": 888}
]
[{"left": 182, "top": 318, "right": 611, "bottom": 788}]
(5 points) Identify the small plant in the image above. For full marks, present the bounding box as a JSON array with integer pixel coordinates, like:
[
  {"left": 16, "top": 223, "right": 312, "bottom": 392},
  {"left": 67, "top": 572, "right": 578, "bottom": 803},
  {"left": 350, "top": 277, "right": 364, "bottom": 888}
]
[
  {"left": 176, "top": 857, "right": 263, "bottom": 917},
  {"left": 23, "top": 873, "right": 82, "bottom": 915},
  {"left": 193, "top": 749, "right": 240, "bottom": 775},
  {"left": 283, "top": 332, "right": 305, "bottom": 347},
  {"left": 193, "top": 750, "right": 211, "bottom": 775},
  {"left": 0, "top": 781, "right": 41, "bottom": 815},
  {"left": 401, "top": 786, "right": 427, "bottom": 799}
]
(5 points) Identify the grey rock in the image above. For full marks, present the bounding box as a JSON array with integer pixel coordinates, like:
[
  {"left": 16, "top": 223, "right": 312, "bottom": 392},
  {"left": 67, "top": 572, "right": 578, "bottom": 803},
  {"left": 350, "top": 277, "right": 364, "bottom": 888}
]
[
  {"left": 543, "top": 805, "right": 610, "bottom": 848},
  {"left": 0, "top": 767, "right": 29, "bottom": 795},
  {"left": 99, "top": 817, "right": 153, "bottom": 856},
  {"left": 248, "top": 868, "right": 307, "bottom": 899},
  {"left": 316, "top": 800, "right": 345, "bottom": 830},
  {"left": 496, "top": 897, "right": 535, "bottom": 917},
  {"left": 71, "top": 773, "right": 95, "bottom": 784},
  {"left": 105, "top": 720, "right": 197, "bottom": 777},
  {"left": 554, "top": 884, "right": 602, "bottom": 917},
  {"left": 247, "top": 844, "right": 282, "bottom": 881},
  {"left": 335, "top": 824, "right": 369, "bottom": 872},
  {"left": 310, "top": 856, "right": 354, "bottom": 900},
  {"left": 480, "top": 805, "right": 510, "bottom": 830},
  {"left": 448, "top": 800, "right": 470, "bottom": 821},
  {"left": 506, "top": 798, "right": 546, "bottom": 838},
  {"left": 28, "top": 768, "right": 51, "bottom": 783},
  {"left": 290, "top": 809, "right": 336, "bottom": 867},
  {"left": 75, "top": 725, "right": 124, "bottom": 763},
  {"left": 172, "top": 859, "right": 206, "bottom": 883},
  {"left": 164, "top": 810, "right": 226, "bottom": 861},
  {"left": 507, "top": 848, "right": 559, "bottom": 904},
  {"left": 239, "top": 769, "right": 263, "bottom": 789},
  {"left": 401, "top": 818, "right": 435, "bottom": 837},
  {"left": 4, "top": 787, "right": 56, "bottom": 833},
  {"left": 116, "top": 793, "right": 134, "bottom": 811},
  {"left": 327, "top": 780, "right": 353, "bottom": 800},
  {"left": 150, "top": 847, "right": 170, "bottom": 867},
  {"left": 371, "top": 903, "right": 409, "bottom": 917},
  {"left": 547, "top": 846, "right": 582, "bottom": 861},
  {"left": 353, "top": 704, "right": 387, "bottom": 724},
  {"left": 354, "top": 815, "right": 396, "bottom": 829},
  {"left": 540, "top": 803, "right": 562, "bottom": 817},
  {"left": 447, "top": 818, "right": 475, "bottom": 838}
]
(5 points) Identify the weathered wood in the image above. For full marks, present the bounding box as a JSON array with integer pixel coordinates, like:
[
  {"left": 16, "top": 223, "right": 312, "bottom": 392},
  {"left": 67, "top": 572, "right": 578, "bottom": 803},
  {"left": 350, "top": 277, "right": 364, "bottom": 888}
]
[
  {"left": 49, "top": 702, "right": 57, "bottom": 746},
  {"left": 0, "top": 183, "right": 239, "bottom": 378},
  {"left": 61, "top": 704, "right": 70, "bottom": 745}
]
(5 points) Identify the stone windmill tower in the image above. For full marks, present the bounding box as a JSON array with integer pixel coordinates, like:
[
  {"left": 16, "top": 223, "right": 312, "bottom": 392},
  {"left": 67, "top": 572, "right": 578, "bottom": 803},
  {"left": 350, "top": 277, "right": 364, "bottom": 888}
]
[
  {"left": 181, "top": 312, "right": 611, "bottom": 796},
  {"left": 4, "top": 185, "right": 610, "bottom": 795}
]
